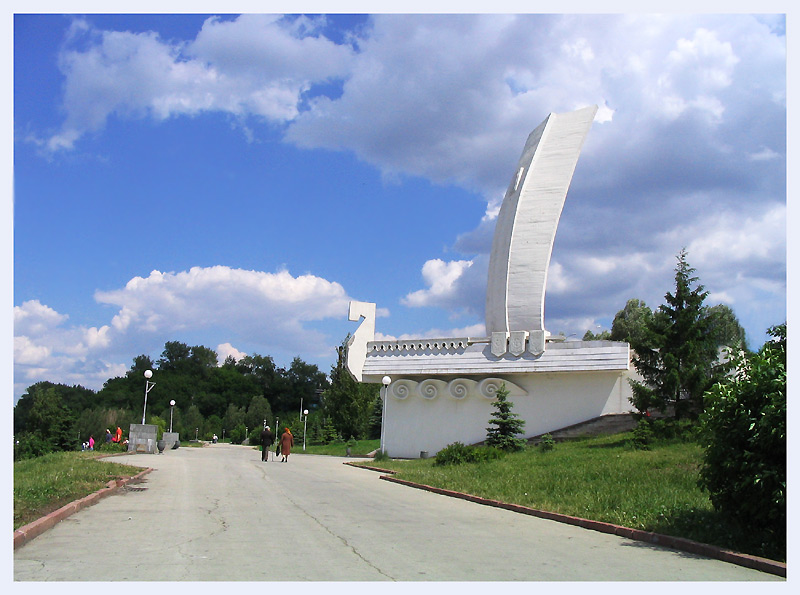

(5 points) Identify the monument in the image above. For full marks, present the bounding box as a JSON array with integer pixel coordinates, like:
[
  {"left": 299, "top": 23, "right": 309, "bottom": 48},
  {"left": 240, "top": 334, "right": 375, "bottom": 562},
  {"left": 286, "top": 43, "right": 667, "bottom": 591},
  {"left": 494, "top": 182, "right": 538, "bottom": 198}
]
[{"left": 346, "top": 106, "right": 636, "bottom": 458}]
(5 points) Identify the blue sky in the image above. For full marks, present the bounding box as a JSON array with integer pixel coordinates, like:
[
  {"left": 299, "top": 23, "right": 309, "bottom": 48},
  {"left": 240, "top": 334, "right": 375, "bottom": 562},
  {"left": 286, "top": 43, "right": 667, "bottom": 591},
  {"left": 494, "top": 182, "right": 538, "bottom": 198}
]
[{"left": 10, "top": 8, "right": 788, "bottom": 400}]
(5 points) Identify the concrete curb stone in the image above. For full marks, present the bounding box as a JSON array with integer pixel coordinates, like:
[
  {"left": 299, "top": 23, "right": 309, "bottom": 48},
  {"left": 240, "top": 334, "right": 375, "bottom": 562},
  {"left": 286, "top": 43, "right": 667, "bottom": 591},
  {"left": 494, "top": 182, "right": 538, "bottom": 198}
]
[
  {"left": 13, "top": 467, "right": 153, "bottom": 550},
  {"left": 344, "top": 462, "right": 786, "bottom": 578}
]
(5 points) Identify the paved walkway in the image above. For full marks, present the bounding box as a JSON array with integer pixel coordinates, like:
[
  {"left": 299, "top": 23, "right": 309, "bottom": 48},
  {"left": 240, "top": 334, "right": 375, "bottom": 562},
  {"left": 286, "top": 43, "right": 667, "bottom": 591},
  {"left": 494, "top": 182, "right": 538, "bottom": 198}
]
[{"left": 13, "top": 444, "right": 783, "bottom": 582}]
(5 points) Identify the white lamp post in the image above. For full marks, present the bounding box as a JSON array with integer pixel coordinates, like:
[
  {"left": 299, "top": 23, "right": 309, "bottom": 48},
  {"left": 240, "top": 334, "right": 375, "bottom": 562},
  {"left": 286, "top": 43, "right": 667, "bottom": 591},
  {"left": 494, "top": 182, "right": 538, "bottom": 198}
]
[
  {"left": 169, "top": 400, "right": 176, "bottom": 433},
  {"left": 380, "top": 376, "right": 391, "bottom": 455},
  {"left": 302, "top": 409, "right": 309, "bottom": 451},
  {"left": 142, "top": 370, "right": 156, "bottom": 424}
]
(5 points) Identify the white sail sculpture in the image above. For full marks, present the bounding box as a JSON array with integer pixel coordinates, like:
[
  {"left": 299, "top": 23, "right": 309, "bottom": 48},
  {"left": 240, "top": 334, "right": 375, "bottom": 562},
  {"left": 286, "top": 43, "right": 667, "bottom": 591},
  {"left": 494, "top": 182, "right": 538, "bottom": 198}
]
[{"left": 347, "top": 106, "right": 635, "bottom": 458}]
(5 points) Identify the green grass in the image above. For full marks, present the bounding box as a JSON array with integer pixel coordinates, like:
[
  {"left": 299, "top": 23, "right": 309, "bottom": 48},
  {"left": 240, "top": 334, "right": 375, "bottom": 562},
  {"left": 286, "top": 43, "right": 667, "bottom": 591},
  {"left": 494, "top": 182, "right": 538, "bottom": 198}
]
[
  {"left": 13, "top": 451, "right": 143, "bottom": 530},
  {"left": 357, "top": 433, "right": 785, "bottom": 562}
]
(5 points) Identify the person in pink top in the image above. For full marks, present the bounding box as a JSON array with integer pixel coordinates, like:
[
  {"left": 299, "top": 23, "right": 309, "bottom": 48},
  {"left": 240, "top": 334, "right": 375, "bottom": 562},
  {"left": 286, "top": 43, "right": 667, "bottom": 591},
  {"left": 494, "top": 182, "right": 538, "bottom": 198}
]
[{"left": 88, "top": 435, "right": 95, "bottom": 451}]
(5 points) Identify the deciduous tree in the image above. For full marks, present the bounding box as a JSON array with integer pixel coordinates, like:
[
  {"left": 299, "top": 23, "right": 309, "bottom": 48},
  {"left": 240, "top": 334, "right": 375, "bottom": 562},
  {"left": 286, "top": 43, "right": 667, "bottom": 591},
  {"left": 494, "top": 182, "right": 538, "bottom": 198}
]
[{"left": 699, "top": 323, "right": 786, "bottom": 558}]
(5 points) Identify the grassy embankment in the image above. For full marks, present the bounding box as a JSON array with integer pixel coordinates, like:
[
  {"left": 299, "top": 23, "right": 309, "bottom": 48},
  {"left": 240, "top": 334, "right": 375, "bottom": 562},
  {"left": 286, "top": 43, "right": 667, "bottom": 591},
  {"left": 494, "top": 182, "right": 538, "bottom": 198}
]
[
  {"left": 352, "top": 433, "right": 784, "bottom": 562},
  {"left": 13, "top": 451, "right": 143, "bottom": 530}
]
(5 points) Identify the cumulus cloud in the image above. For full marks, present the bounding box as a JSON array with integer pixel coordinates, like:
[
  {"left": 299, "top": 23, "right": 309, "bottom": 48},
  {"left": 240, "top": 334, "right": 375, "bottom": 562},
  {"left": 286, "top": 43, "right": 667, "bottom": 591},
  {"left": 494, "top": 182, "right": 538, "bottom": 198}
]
[
  {"left": 94, "top": 266, "right": 351, "bottom": 344},
  {"left": 14, "top": 266, "right": 354, "bottom": 394},
  {"left": 38, "top": 15, "right": 355, "bottom": 151},
  {"left": 217, "top": 342, "right": 248, "bottom": 363}
]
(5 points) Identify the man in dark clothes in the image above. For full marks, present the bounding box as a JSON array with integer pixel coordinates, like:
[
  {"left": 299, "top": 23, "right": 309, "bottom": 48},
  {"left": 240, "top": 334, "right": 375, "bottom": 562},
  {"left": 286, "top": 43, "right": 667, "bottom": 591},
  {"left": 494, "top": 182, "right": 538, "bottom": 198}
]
[{"left": 260, "top": 424, "right": 274, "bottom": 462}]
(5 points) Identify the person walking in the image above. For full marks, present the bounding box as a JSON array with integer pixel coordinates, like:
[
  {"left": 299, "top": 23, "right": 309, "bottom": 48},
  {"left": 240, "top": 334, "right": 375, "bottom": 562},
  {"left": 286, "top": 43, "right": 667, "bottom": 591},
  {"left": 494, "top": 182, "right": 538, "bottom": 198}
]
[
  {"left": 260, "top": 424, "right": 274, "bottom": 462},
  {"left": 280, "top": 427, "right": 293, "bottom": 463}
]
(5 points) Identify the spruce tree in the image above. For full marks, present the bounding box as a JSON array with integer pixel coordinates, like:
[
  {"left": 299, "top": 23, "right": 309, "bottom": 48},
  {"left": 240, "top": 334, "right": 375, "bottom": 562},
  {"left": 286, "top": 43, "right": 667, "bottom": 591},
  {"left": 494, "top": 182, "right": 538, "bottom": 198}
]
[
  {"left": 630, "top": 249, "right": 723, "bottom": 418},
  {"left": 485, "top": 383, "right": 526, "bottom": 451}
]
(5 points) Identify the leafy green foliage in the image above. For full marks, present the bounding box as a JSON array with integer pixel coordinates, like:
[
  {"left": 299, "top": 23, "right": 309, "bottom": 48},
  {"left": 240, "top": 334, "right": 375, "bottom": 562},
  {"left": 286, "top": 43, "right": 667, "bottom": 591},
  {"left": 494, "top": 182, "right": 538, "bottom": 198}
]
[
  {"left": 13, "top": 385, "right": 79, "bottom": 459},
  {"left": 610, "top": 298, "right": 654, "bottom": 345},
  {"left": 15, "top": 339, "right": 333, "bottom": 456},
  {"left": 485, "top": 383, "right": 526, "bottom": 451},
  {"left": 323, "top": 335, "right": 381, "bottom": 440},
  {"left": 434, "top": 442, "right": 505, "bottom": 466},
  {"left": 699, "top": 323, "right": 786, "bottom": 552}
]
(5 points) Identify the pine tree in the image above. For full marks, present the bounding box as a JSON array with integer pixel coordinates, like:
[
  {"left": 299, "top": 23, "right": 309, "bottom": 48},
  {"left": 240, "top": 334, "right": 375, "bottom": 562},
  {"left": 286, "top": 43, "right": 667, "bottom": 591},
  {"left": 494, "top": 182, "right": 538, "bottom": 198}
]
[
  {"left": 485, "top": 383, "right": 526, "bottom": 451},
  {"left": 630, "top": 249, "right": 723, "bottom": 418}
]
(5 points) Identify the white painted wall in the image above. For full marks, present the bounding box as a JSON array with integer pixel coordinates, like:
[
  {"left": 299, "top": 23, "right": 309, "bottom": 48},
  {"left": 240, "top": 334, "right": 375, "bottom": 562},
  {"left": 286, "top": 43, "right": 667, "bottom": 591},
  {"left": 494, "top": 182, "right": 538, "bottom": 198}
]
[{"left": 380, "top": 369, "right": 637, "bottom": 459}]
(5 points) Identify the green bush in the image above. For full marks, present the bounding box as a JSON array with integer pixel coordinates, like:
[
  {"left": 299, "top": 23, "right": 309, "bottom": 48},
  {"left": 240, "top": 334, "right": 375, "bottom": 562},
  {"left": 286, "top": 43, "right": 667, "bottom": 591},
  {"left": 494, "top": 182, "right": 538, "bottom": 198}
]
[
  {"left": 373, "top": 449, "right": 391, "bottom": 462},
  {"left": 538, "top": 434, "right": 555, "bottom": 452},
  {"left": 630, "top": 419, "right": 654, "bottom": 450},
  {"left": 699, "top": 323, "right": 786, "bottom": 551},
  {"left": 434, "top": 442, "right": 505, "bottom": 466}
]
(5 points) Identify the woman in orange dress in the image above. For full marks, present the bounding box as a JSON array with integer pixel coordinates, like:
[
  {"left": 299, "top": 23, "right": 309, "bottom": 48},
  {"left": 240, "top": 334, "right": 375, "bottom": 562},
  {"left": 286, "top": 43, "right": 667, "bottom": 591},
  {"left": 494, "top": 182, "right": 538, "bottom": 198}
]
[{"left": 280, "top": 428, "right": 294, "bottom": 463}]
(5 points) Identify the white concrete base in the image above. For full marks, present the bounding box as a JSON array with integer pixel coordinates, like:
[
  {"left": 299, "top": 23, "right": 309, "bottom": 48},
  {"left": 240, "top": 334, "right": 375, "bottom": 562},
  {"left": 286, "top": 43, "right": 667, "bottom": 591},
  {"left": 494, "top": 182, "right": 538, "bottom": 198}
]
[{"left": 378, "top": 368, "right": 635, "bottom": 458}]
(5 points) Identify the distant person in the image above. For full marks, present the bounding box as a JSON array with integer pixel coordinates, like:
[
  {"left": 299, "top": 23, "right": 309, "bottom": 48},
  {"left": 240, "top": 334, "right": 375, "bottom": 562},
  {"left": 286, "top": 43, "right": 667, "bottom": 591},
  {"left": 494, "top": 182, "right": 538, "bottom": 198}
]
[
  {"left": 279, "top": 428, "right": 293, "bottom": 463},
  {"left": 88, "top": 435, "right": 95, "bottom": 451},
  {"left": 260, "top": 425, "right": 274, "bottom": 462},
  {"left": 115, "top": 427, "right": 122, "bottom": 443},
  {"left": 105, "top": 429, "right": 112, "bottom": 443}
]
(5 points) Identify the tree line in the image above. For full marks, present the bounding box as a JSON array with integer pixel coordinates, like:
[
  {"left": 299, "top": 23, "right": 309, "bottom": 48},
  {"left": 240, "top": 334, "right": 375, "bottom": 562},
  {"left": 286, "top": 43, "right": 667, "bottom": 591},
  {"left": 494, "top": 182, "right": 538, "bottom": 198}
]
[{"left": 14, "top": 338, "right": 380, "bottom": 460}]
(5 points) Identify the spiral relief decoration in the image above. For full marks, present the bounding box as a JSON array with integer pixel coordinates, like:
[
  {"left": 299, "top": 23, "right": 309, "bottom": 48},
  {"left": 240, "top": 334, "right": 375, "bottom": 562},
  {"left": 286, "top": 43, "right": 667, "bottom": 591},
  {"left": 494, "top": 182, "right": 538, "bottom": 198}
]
[
  {"left": 388, "top": 379, "right": 416, "bottom": 400},
  {"left": 385, "top": 377, "right": 526, "bottom": 400},
  {"left": 417, "top": 379, "right": 447, "bottom": 400},
  {"left": 478, "top": 378, "right": 504, "bottom": 399},
  {"left": 447, "top": 378, "right": 477, "bottom": 400}
]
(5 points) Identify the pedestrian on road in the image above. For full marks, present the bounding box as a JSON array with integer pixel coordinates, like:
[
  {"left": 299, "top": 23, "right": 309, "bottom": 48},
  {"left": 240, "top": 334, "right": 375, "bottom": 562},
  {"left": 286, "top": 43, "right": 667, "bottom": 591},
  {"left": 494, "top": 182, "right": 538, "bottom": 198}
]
[
  {"left": 280, "top": 428, "right": 293, "bottom": 462},
  {"left": 260, "top": 425, "right": 274, "bottom": 462}
]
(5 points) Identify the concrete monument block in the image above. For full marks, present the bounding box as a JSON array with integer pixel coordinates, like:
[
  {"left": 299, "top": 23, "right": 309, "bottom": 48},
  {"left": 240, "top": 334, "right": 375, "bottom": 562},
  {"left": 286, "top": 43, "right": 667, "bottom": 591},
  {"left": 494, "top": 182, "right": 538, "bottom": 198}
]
[
  {"left": 128, "top": 424, "right": 158, "bottom": 454},
  {"left": 485, "top": 105, "right": 598, "bottom": 339},
  {"left": 345, "top": 106, "right": 636, "bottom": 458}
]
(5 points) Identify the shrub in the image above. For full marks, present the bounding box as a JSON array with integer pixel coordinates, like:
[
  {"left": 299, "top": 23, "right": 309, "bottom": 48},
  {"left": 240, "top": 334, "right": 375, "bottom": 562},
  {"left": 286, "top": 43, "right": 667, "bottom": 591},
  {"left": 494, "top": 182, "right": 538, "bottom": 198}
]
[
  {"left": 538, "top": 434, "right": 555, "bottom": 452},
  {"left": 373, "top": 449, "right": 391, "bottom": 462},
  {"left": 698, "top": 323, "right": 786, "bottom": 549},
  {"left": 630, "top": 419, "right": 654, "bottom": 450},
  {"left": 435, "top": 442, "right": 505, "bottom": 466}
]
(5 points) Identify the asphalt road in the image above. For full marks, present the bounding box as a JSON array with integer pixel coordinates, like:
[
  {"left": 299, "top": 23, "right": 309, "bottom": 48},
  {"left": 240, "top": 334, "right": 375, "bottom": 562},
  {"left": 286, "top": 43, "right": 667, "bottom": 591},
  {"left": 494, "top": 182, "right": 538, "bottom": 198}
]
[{"left": 13, "top": 443, "right": 781, "bottom": 582}]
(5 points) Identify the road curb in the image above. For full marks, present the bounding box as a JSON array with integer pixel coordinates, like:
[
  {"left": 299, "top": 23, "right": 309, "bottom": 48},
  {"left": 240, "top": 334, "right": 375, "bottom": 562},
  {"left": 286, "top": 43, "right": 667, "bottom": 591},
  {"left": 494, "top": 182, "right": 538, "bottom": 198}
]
[
  {"left": 345, "top": 463, "right": 785, "bottom": 578},
  {"left": 13, "top": 468, "right": 153, "bottom": 550}
]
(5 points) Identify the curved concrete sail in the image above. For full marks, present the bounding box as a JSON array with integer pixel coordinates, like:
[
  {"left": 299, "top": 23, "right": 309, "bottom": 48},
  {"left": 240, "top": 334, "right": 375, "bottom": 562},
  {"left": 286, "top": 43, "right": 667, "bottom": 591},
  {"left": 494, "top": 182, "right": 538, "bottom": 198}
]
[{"left": 485, "top": 105, "right": 598, "bottom": 338}]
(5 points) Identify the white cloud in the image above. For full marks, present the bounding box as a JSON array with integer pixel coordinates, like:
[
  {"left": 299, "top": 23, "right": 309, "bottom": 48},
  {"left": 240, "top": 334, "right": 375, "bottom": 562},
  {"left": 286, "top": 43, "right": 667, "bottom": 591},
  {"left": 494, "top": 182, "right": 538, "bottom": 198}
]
[
  {"left": 14, "top": 300, "right": 68, "bottom": 335},
  {"left": 402, "top": 259, "right": 473, "bottom": 307},
  {"left": 15, "top": 266, "right": 354, "bottom": 395},
  {"left": 40, "top": 15, "right": 355, "bottom": 151},
  {"left": 217, "top": 342, "right": 247, "bottom": 363},
  {"left": 94, "top": 265, "right": 351, "bottom": 339}
]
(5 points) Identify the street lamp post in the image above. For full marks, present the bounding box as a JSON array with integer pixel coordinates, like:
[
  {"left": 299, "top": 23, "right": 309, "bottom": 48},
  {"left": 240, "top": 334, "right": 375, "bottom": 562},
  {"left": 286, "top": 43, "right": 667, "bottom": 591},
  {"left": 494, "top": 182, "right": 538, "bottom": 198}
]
[
  {"left": 169, "top": 400, "right": 176, "bottom": 433},
  {"left": 380, "top": 376, "right": 391, "bottom": 455},
  {"left": 142, "top": 370, "right": 156, "bottom": 424},
  {"left": 302, "top": 409, "right": 309, "bottom": 451}
]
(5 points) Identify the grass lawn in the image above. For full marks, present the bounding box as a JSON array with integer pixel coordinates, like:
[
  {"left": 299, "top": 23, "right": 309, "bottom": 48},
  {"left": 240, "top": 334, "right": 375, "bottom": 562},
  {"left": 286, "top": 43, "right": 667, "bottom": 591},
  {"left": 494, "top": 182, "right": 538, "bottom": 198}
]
[
  {"left": 13, "top": 451, "right": 143, "bottom": 530},
  {"left": 356, "top": 433, "right": 784, "bottom": 562}
]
